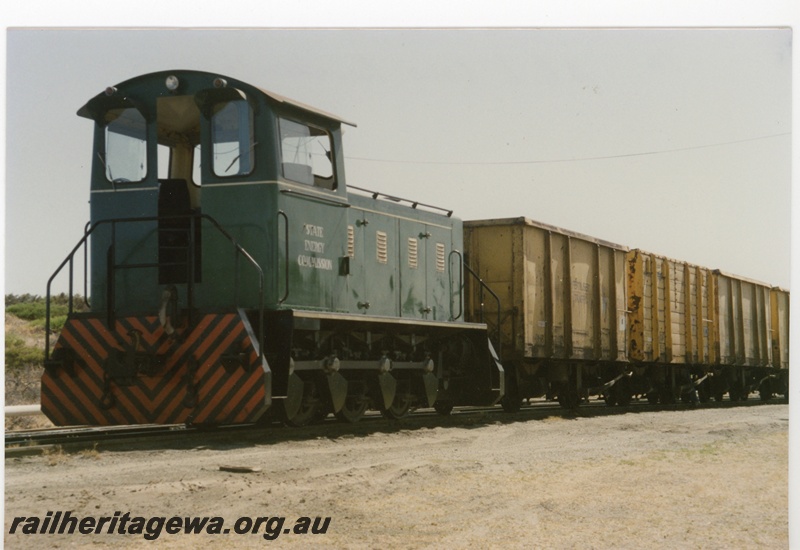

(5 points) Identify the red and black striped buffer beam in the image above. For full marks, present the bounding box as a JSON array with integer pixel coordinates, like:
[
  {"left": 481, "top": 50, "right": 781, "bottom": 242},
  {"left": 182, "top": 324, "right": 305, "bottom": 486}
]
[{"left": 42, "top": 311, "right": 271, "bottom": 426}]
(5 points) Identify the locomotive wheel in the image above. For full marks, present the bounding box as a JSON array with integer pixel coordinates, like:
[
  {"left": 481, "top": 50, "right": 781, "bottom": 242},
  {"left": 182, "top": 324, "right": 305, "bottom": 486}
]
[
  {"left": 284, "top": 403, "right": 320, "bottom": 427},
  {"left": 284, "top": 383, "right": 323, "bottom": 427},
  {"left": 433, "top": 400, "right": 454, "bottom": 416},
  {"left": 335, "top": 396, "right": 368, "bottom": 423},
  {"left": 382, "top": 393, "right": 412, "bottom": 420}
]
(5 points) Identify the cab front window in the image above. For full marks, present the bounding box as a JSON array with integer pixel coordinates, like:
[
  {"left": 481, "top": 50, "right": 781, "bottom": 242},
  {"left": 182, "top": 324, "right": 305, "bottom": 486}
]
[
  {"left": 104, "top": 107, "right": 147, "bottom": 183},
  {"left": 211, "top": 99, "right": 255, "bottom": 177}
]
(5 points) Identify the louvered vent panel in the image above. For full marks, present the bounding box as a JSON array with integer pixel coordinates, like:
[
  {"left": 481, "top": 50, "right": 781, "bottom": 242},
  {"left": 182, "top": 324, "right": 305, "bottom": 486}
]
[
  {"left": 376, "top": 231, "right": 388, "bottom": 264},
  {"left": 436, "top": 243, "right": 446, "bottom": 272},
  {"left": 347, "top": 226, "right": 355, "bottom": 258},
  {"left": 408, "top": 238, "right": 418, "bottom": 269}
]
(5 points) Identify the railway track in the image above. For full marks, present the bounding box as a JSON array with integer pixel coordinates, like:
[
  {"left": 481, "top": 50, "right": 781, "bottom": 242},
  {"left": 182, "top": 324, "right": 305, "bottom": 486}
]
[
  {"left": 5, "top": 396, "right": 786, "bottom": 457},
  {"left": 5, "top": 424, "right": 193, "bottom": 454}
]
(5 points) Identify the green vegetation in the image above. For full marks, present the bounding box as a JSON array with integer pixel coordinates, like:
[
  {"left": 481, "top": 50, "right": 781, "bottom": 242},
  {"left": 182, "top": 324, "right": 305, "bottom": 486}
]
[
  {"left": 6, "top": 293, "right": 87, "bottom": 333},
  {"left": 5, "top": 294, "right": 87, "bottom": 369},
  {"left": 5, "top": 334, "right": 42, "bottom": 370},
  {"left": 6, "top": 293, "right": 86, "bottom": 317}
]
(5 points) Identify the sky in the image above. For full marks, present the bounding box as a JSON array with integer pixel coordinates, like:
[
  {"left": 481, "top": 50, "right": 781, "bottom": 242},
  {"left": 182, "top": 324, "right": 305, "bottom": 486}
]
[{"left": 3, "top": 25, "right": 792, "bottom": 295}]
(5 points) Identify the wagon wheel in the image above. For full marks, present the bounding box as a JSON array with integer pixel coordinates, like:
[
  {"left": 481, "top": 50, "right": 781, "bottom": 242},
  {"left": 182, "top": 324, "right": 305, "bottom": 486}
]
[
  {"left": 335, "top": 395, "right": 369, "bottom": 423},
  {"left": 758, "top": 380, "right": 773, "bottom": 401},
  {"left": 780, "top": 374, "right": 789, "bottom": 399},
  {"left": 607, "top": 379, "right": 632, "bottom": 407},
  {"left": 284, "top": 381, "right": 322, "bottom": 427},
  {"left": 659, "top": 385, "right": 676, "bottom": 405},
  {"left": 382, "top": 392, "right": 413, "bottom": 420},
  {"left": 557, "top": 382, "right": 580, "bottom": 410},
  {"left": 616, "top": 387, "right": 632, "bottom": 407},
  {"left": 680, "top": 390, "right": 697, "bottom": 404},
  {"left": 739, "top": 388, "right": 750, "bottom": 401},
  {"left": 501, "top": 366, "right": 522, "bottom": 413},
  {"left": 558, "top": 390, "right": 580, "bottom": 409},
  {"left": 697, "top": 382, "right": 711, "bottom": 403},
  {"left": 433, "top": 400, "right": 454, "bottom": 416}
]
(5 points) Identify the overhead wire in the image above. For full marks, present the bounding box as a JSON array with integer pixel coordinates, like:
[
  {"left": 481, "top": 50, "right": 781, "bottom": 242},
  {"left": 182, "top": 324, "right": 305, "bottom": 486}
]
[{"left": 345, "top": 132, "right": 790, "bottom": 166}]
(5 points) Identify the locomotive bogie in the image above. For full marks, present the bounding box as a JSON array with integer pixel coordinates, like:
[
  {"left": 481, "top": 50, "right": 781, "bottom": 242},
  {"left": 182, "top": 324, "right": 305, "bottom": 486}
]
[{"left": 265, "top": 308, "right": 504, "bottom": 425}]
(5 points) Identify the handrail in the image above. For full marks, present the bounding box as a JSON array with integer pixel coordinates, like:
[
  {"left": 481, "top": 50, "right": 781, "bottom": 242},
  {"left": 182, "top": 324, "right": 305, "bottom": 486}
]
[
  {"left": 277, "top": 210, "right": 289, "bottom": 304},
  {"left": 348, "top": 184, "right": 453, "bottom": 217},
  {"left": 82, "top": 221, "right": 91, "bottom": 309},
  {"left": 46, "top": 213, "right": 265, "bottom": 367},
  {"left": 448, "top": 249, "right": 464, "bottom": 321},
  {"left": 463, "top": 261, "right": 502, "bottom": 358}
]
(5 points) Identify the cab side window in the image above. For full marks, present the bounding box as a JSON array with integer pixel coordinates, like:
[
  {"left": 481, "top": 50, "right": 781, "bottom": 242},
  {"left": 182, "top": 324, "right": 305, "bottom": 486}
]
[{"left": 279, "top": 118, "right": 336, "bottom": 190}]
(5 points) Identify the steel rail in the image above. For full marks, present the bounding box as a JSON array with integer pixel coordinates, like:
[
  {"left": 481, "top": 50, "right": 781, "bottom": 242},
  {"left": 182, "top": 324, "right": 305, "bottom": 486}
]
[
  {"left": 5, "top": 424, "right": 190, "bottom": 450},
  {"left": 6, "top": 395, "right": 784, "bottom": 456}
]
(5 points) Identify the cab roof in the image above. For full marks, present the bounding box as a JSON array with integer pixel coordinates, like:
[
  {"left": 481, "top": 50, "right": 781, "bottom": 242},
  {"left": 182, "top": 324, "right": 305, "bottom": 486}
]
[{"left": 77, "top": 69, "right": 356, "bottom": 127}]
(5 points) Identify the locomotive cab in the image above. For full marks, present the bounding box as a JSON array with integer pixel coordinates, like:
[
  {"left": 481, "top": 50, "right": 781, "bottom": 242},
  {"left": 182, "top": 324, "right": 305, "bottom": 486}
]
[{"left": 78, "top": 71, "right": 349, "bottom": 314}]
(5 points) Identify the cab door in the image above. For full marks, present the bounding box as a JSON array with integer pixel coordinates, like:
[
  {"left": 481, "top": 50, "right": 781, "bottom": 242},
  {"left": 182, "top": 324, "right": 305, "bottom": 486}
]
[
  {"left": 399, "top": 220, "right": 428, "bottom": 319},
  {"left": 349, "top": 210, "right": 399, "bottom": 317},
  {"left": 424, "top": 224, "right": 456, "bottom": 321}
]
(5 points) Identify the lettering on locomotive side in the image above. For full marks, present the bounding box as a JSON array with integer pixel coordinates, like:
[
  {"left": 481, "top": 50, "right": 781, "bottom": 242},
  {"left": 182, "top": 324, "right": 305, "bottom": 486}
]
[
  {"left": 304, "top": 240, "right": 325, "bottom": 253},
  {"left": 303, "top": 224, "right": 324, "bottom": 238},
  {"left": 297, "top": 224, "right": 333, "bottom": 271},
  {"left": 297, "top": 255, "right": 333, "bottom": 270}
]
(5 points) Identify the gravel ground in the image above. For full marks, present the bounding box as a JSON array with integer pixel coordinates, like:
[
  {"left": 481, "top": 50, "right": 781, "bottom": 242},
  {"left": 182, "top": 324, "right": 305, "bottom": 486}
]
[{"left": 4, "top": 404, "right": 790, "bottom": 549}]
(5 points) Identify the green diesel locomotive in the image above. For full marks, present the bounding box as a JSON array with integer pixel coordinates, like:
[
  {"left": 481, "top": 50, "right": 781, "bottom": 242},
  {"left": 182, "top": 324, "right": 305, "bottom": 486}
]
[{"left": 43, "top": 70, "right": 504, "bottom": 427}]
